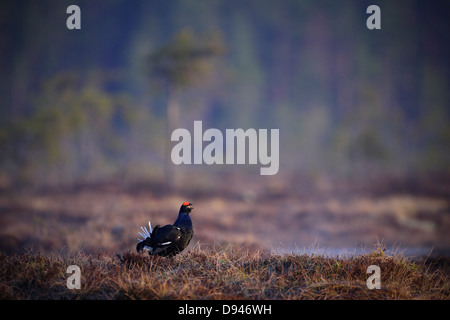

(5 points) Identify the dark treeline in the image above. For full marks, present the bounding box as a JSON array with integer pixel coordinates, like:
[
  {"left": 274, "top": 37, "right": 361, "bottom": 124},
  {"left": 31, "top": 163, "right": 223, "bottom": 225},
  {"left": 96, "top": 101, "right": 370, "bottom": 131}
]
[{"left": 0, "top": 0, "right": 449, "bottom": 186}]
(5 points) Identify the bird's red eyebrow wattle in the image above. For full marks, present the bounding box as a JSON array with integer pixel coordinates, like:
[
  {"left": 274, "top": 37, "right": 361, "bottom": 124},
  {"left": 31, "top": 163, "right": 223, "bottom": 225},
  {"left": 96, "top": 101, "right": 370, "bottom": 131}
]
[{"left": 182, "top": 202, "right": 190, "bottom": 206}]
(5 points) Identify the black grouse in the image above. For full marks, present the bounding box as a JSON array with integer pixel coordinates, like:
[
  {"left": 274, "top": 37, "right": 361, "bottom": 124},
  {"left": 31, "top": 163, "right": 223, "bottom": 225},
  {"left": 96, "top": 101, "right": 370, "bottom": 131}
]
[{"left": 136, "top": 202, "right": 194, "bottom": 257}]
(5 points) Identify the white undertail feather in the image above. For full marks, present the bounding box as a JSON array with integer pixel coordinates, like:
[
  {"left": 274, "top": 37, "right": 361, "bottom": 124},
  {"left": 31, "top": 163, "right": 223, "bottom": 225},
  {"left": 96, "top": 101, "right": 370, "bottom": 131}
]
[{"left": 137, "top": 221, "right": 153, "bottom": 242}]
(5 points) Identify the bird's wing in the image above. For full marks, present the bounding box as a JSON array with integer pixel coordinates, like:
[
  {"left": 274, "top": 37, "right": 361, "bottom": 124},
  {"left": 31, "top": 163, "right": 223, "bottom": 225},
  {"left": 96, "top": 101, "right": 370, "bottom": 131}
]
[{"left": 151, "top": 225, "right": 182, "bottom": 247}]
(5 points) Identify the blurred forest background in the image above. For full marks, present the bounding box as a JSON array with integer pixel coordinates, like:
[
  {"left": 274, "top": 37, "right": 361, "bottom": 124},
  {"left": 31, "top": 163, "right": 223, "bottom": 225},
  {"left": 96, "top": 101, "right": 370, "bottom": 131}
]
[
  {"left": 1, "top": 0, "right": 449, "bottom": 186},
  {"left": 0, "top": 0, "right": 450, "bottom": 255}
]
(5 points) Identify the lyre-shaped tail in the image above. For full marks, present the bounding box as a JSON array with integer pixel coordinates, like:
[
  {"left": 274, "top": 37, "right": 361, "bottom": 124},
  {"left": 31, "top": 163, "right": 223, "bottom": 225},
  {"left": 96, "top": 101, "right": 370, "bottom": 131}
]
[{"left": 137, "top": 221, "right": 153, "bottom": 242}]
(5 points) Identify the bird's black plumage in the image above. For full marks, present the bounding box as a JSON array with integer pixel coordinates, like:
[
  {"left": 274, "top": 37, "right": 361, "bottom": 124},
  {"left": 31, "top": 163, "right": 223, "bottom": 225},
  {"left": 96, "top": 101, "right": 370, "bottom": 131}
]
[{"left": 136, "top": 202, "right": 194, "bottom": 257}]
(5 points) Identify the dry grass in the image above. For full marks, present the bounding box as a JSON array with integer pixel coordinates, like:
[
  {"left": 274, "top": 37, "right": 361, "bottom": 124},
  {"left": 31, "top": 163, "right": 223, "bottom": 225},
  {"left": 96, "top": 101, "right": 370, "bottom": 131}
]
[
  {"left": 1, "top": 244, "right": 449, "bottom": 300},
  {"left": 1, "top": 174, "right": 449, "bottom": 256},
  {"left": 1, "top": 174, "right": 449, "bottom": 300}
]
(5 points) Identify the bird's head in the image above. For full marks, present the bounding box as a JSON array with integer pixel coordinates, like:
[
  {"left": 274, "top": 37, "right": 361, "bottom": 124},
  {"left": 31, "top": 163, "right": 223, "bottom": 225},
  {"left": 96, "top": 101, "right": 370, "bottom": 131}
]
[{"left": 180, "top": 202, "right": 193, "bottom": 214}]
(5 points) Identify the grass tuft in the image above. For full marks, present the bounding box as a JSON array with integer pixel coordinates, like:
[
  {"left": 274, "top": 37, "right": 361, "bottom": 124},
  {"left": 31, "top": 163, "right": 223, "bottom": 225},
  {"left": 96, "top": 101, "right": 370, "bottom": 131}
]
[{"left": 0, "top": 244, "right": 449, "bottom": 299}]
